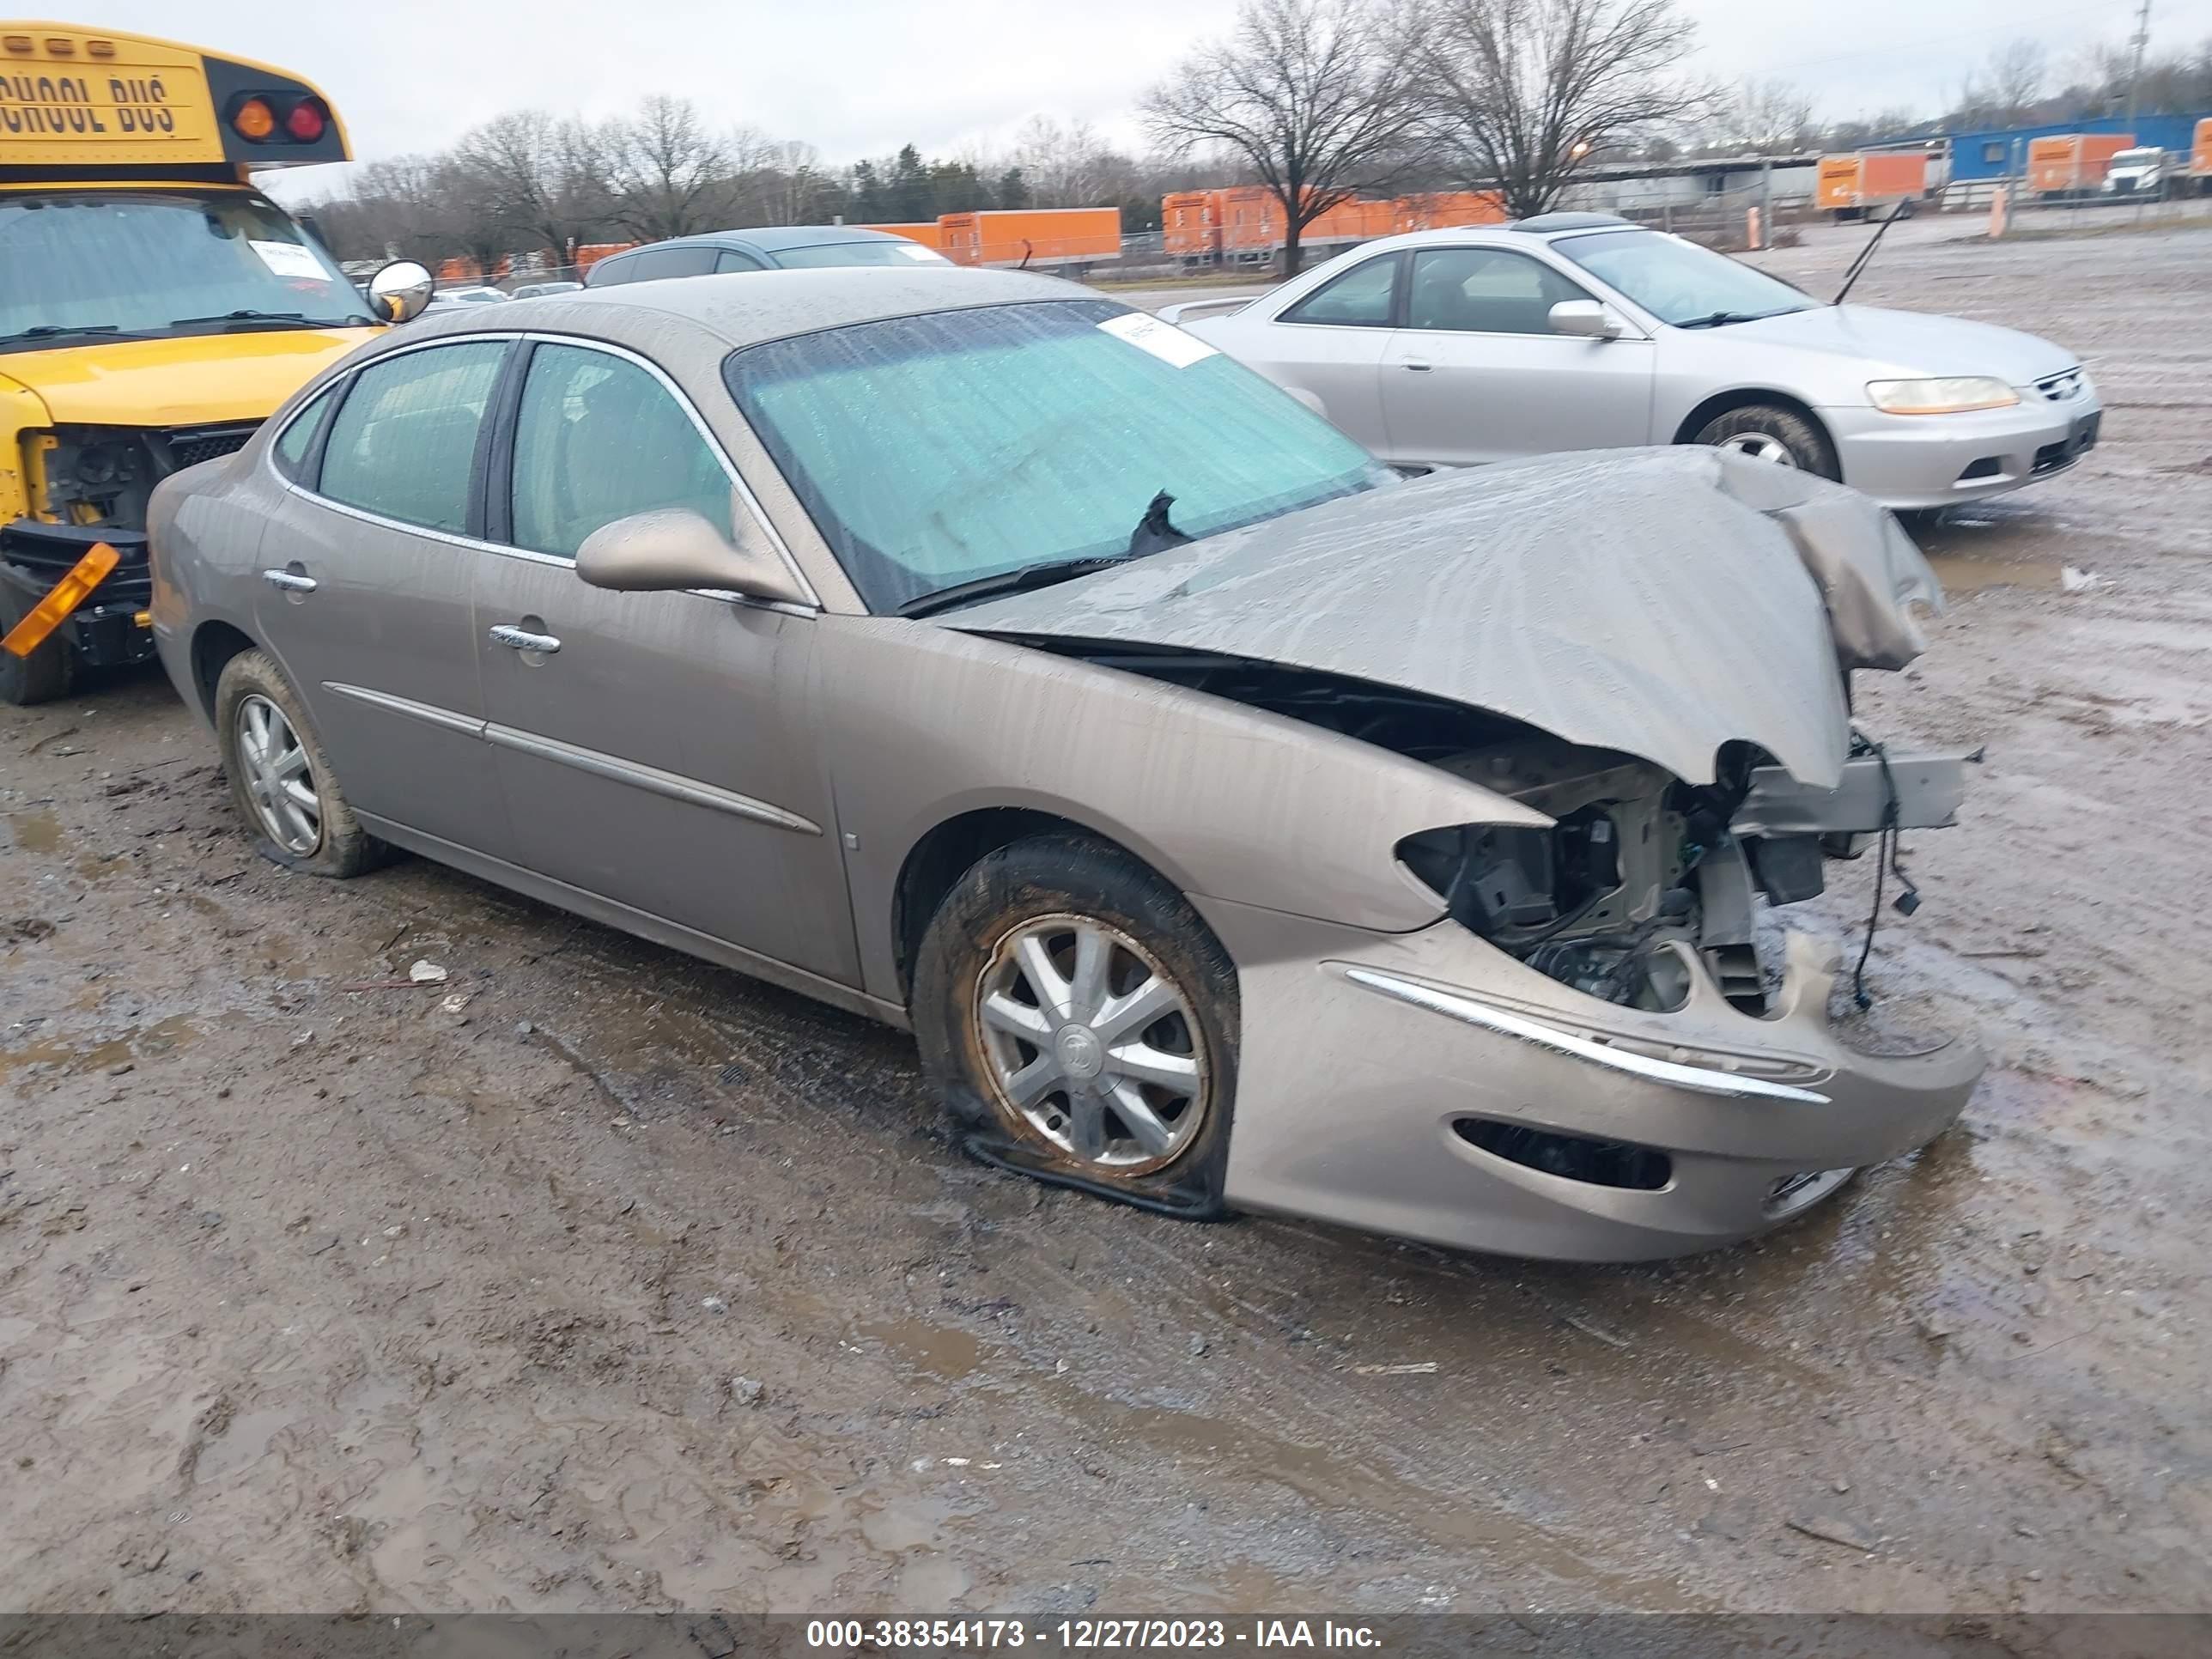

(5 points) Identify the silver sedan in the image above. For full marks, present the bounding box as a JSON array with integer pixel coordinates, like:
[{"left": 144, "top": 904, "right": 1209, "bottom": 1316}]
[
  {"left": 1172, "top": 216, "right": 2100, "bottom": 509},
  {"left": 149, "top": 265, "right": 1983, "bottom": 1262}
]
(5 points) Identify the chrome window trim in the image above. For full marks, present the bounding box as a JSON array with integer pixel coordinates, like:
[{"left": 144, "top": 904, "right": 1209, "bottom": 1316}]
[{"left": 268, "top": 327, "right": 823, "bottom": 615}]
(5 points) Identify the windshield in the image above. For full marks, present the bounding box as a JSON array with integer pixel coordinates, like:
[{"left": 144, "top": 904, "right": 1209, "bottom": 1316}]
[
  {"left": 2110, "top": 150, "right": 2158, "bottom": 166},
  {"left": 1554, "top": 228, "right": 1820, "bottom": 327},
  {"left": 0, "top": 190, "right": 368, "bottom": 347},
  {"left": 769, "top": 240, "right": 952, "bottom": 269},
  {"left": 726, "top": 299, "right": 1390, "bottom": 613}
]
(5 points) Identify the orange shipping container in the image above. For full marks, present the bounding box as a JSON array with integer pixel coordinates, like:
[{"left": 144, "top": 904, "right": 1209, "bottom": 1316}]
[
  {"left": 1817, "top": 152, "right": 1925, "bottom": 211},
  {"left": 937, "top": 207, "right": 1120, "bottom": 267},
  {"left": 2027, "top": 133, "right": 2134, "bottom": 193},
  {"left": 2189, "top": 118, "right": 2212, "bottom": 177},
  {"left": 1162, "top": 190, "right": 1221, "bottom": 258},
  {"left": 858, "top": 221, "right": 945, "bottom": 251},
  {"left": 1393, "top": 191, "right": 1507, "bottom": 232}
]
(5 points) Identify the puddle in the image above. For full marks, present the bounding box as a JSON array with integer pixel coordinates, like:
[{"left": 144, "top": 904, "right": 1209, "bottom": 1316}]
[
  {"left": 0, "top": 1012, "right": 213, "bottom": 1081},
  {"left": 1927, "top": 556, "right": 2064, "bottom": 593},
  {"left": 858, "top": 1317, "right": 989, "bottom": 1383},
  {"left": 6, "top": 810, "right": 63, "bottom": 854}
]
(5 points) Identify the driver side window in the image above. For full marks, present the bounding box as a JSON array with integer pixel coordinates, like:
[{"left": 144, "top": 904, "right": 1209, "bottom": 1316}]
[
  {"left": 1405, "top": 248, "right": 1591, "bottom": 336},
  {"left": 507, "top": 343, "right": 736, "bottom": 560}
]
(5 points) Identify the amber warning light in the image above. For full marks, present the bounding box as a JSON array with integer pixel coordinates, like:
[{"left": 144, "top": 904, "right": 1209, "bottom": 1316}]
[{"left": 226, "top": 92, "right": 329, "bottom": 144}]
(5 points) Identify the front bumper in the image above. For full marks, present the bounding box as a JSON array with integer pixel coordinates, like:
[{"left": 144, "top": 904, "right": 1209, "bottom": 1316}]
[
  {"left": 1820, "top": 392, "right": 2101, "bottom": 509},
  {"left": 2, "top": 520, "right": 157, "bottom": 668},
  {"left": 1198, "top": 898, "right": 1982, "bottom": 1261}
]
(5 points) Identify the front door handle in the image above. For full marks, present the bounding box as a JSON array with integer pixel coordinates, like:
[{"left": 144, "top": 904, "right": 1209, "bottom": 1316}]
[
  {"left": 1398, "top": 359, "right": 1435, "bottom": 373},
  {"left": 261, "top": 568, "right": 318, "bottom": 592},
  {"left": 489, "top": 623, "right": 561, "bottom": 654}
]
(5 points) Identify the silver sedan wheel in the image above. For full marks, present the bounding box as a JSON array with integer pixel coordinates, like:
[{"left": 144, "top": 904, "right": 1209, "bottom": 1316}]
[
  {"left": 234, "top": 693, "right": 322, "bottom": 855},
  {"left": 1715, "top": 432, "right": 1799, "bottom": 466},
  {"left": 971, "top": 914, "right": 1212, "bottom": 1176}
]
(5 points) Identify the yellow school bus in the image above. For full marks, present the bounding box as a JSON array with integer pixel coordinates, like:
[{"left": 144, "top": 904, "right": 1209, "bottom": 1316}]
[{"left": 1, "top": 22, "right": 392, "bottom": 703}]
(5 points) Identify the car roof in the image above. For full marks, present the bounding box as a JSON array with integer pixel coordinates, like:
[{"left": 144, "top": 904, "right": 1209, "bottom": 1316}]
[
  {"left": 401, "top": 265, "right": 1081, "bottom": 352},
  {"left": 613, "top": 225, "right": 913, "bottom": 258}
]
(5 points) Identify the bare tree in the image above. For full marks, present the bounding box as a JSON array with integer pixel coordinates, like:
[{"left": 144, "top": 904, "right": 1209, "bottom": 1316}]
[
  {"left": 1414, "top": 0, "right": 1711, "bottom": 219},
  {"left": 1983, "top": 39, "right": 2049, "bottom": 122},
  {"left": 452, "top": 110, "right": 609, "bottom": 263},
  {"left": 1142, "top": 0, "right": 1425, "bottom": 274},
  {"left": 1711, "top": 79, "right": 1814, "bottom": 155},
  {"left": 605, "top": 95, "right": 734, "bottom": 240}
]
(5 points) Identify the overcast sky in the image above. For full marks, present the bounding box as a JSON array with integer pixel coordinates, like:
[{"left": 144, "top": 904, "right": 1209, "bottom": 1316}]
[{"left": 88, "top": 0, "right": 2212, "bottom": 200}]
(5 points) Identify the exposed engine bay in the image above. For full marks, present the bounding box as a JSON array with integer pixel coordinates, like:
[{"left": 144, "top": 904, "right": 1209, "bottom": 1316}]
[{"left": 1009, "top": 640, "right": 1973, "bottom": 1016}]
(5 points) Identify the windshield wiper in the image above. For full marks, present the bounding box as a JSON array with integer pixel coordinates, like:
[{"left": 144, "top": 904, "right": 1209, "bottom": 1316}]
[
  {"left": 0, "top": 323, "right": 140, "bottom": 346},
  {"left": 897, "top": 490, "right": 1193, "bottom": 620},
  {"left": 1674, "top": 309, "right": 1780, "bottom": 330},
  {"left": 898, "top": 552, "right": 1145, "bottom": 619},
  {"left": 168, "top": 309, "right": 372, "bottom": 331}
]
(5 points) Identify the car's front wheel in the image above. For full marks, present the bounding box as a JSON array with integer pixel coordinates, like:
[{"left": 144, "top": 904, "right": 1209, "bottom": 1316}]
[
  {"left": 1692, "top": 404, "right": 1839, "bottom": 478},
  {"left": 214, "top": 648, "right": 386, "bottom": 877},
  {"left": 914, "top": 836, "right": 1237, "bottom": 1218}
]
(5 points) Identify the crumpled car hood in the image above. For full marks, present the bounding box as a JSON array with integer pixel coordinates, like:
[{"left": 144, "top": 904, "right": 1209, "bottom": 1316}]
[{"left": 951, "top": 447, "right": 1942, "bottom": 789}]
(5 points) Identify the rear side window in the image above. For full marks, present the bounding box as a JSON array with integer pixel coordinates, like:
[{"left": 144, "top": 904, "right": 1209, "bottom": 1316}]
[
  {"left": 615, "top": 246, "right": 717, "bottom": 283},
  {"left": 588, "top": 256, "right": 638, "bottom": 287},
  {"left": 1279, "top": 254, "right": 1399, "bottom": 327},
  {"left": 318, "top": 341, "right": 507, "bottom": 534},
  {"left": 508, "top": 343, "right": 733, "bottom": 558},
  {"left": 272, "top": 383, "right": 338, "bottom": 482},
  {"left": 714, "top": 248, "right": 766, "bottom": 273}
]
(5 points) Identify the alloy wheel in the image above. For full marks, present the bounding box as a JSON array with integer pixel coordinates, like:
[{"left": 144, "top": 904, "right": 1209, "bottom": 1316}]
[
  {"left": 971, "top": 914, "right": 1212, "bottom": 1176},
  {"left": 234, "top": 693, "right": 322, "bottom": 854},
  {"left": 1716, "top": 432, "right": 1799, "bottom": 466}
]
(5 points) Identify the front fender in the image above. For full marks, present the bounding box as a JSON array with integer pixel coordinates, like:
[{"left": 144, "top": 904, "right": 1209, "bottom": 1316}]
[{"left": 815, "top": 618, "right": 1546, "bottom": 1006}]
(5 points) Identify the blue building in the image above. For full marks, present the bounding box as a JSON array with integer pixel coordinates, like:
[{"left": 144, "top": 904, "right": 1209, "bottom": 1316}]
[{"left": 1922, "top": 114, "right": 2210, "bottom": 182}]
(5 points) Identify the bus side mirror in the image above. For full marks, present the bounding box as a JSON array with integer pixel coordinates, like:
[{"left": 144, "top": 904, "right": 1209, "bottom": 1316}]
[{"left": 368, "top": 260, "right": 434, "bottom": 325}]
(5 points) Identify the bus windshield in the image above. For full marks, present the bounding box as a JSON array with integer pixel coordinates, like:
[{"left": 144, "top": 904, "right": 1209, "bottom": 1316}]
[{"left": 0, "top": 191, "right": 371, "bottom": 347}]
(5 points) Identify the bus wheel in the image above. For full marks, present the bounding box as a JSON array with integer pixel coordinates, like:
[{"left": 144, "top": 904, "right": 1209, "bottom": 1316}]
[{"left": 0, "top": 586, "right": 77, "bottom": 707}]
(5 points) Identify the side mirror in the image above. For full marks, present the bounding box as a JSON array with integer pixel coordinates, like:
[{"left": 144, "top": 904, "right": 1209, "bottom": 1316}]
[
  {"left": 367, "top": 259, "right": 434, "bottom": 325},
  {"left": 575, "top": 507, "right": 813, "bottom": 608},
  {"left": 1281, "top": 385, "right": 1328, "bottom": 420},
  {"left": 1549, "top": 300, "right": 1623, "bottom": 339}
]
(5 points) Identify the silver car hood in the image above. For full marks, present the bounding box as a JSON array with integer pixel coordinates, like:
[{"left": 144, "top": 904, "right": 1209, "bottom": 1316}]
[
  {"left": 952, "top": 448, "right": 1942, "bottom": 790},
  {"left": 1730, "top": 303, "right": 2077, "bottom": 385}
]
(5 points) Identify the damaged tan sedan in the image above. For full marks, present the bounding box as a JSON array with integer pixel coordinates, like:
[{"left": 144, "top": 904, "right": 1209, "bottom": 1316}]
[{"left": 148, "top": 267, "right": 1984, "bottom": 1261}]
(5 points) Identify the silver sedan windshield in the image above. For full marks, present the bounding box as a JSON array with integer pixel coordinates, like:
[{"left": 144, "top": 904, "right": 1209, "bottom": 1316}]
[
  {"left": 1556, "top": 229, "right": 1820, "bottom": 327},
  {"left": 725, "top": 298, "right": 1390, "bottom": 613}
]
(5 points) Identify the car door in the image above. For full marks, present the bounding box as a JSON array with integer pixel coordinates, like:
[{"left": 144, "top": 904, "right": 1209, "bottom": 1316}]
[
  {"left": 1236, "top": 252, "right": 1401, "bottom": 452},
  {"left": 252, "top": 336, "right": 513, "bottom": 854},
  {"left": 1381, "top": 246, "right": 1654, "bottom": 467},
  {"left": 470, "top": 337, "right": 860, "bottom": 986}
]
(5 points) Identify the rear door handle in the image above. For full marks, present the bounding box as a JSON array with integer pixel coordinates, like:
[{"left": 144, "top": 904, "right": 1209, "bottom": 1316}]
[
  {"left": 489, "top": 623, "right": 561, "bottom": 654},
  {"left": 1398, "top": 359, "right": 1435, "bottom": 372},
  {"left": 260, "top": 568, "right": 317, "bottom": 592}
]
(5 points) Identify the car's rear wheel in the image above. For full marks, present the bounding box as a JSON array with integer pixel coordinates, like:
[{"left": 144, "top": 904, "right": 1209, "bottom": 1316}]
[
  {"left": 1692, "top": 404, "right": 1838, "bottom": 478},
  {"left": 0, "top": 584, "right": 76, "bottom": 707},
  {"left": 214, "top": 648, "right": 385, "bottom": 877},
  {"left": 913, "top": 836, "right": 1237, "bottom": 1218}
]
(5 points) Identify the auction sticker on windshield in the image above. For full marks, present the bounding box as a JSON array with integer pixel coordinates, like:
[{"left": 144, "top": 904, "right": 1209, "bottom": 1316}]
[
  {"left": 1098, "top": 310, "right": 1218, "bottom": 368},
  {"left": 250, "top": 240, "right": 326, "bottom": 279}
]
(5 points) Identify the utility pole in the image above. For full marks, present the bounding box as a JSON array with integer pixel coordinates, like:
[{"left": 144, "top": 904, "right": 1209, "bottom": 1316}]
[{"left": 2124, "top": 0, "right": 2153, "bottom": 128}]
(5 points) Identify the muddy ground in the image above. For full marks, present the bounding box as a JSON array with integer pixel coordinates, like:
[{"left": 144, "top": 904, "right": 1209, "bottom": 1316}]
[{"left": 3, "top": 221, "right": 2209, "bottom": 1618}]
